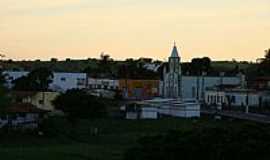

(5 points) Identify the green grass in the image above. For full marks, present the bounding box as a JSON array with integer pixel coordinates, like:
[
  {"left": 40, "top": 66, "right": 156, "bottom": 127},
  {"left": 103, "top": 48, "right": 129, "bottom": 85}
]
[{"left": 0, "top": 117, "right": 263, "bottom": 160}]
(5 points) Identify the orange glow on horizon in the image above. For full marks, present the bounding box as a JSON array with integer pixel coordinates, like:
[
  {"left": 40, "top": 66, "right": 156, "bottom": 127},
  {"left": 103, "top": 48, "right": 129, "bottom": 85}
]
[{"left": 0, "top": 0, "right": 269, "bottom": 61}]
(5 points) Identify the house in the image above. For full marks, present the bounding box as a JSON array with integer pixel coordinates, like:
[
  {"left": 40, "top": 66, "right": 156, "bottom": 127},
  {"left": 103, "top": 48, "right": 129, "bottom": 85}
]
[
  {"left": 0, "top": 103, "right": 47, "bottom": 129},
  {"left": 118, "top": 79, "right": 160, "bottom": 100},
  {"left": 50, "top": 72, "right": 87, "bottom": 92},
  {"left": 12, "top": 91, "right": 60, "bottom": 111},
  {"left": 4, "top": 71, "right": 87, "bottom": 92}
]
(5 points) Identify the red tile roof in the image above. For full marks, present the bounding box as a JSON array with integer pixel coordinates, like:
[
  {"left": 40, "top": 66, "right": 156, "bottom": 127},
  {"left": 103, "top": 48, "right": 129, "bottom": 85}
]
[{"left": 11, "top": 91, "right": 37, "bottom": 99}]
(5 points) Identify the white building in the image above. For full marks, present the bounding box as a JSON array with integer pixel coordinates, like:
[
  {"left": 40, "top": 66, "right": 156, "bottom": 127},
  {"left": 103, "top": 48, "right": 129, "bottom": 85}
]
[
  {"left": 124, "top": 98, "right": 200, "bottom": 119},
  {"left": 87, "top": 78, "right": 119, "bottom": 98},
  {"left": 50, "top": 72, "right": 87, "bottom": 92},
  {"left": 161, "top": 44, "right": 243, "bottom": 100},
  {"left": 181, "top": 76, "right": 242, "bottom": 100},
  {"left": 88, "top": 78, "right": 119, "bottom": 90},
  {"left": 205, "top": 88, "right": 260, "bottom": 107},
  {"left": 4, "top": 71, "right": 87, "bottom": 92}
]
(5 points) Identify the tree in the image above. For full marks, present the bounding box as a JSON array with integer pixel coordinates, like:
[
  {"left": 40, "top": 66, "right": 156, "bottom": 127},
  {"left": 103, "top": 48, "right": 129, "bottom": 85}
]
[
  {"left": 13, "top": 67, "right": 53, "bottom": 91},
  {"left": 52, "top": 89, "right": 107, "bottom": 121},
  {"left": 258, "top": 49, "right": 270, "bottom": 76},
  {"left": 100, "top": 52, "right": 113, "bottom": 64},
  {"left": 190, "top": 57, "right": 212, "bottom": 75},
  {"left": 50, "top": 58, "right": 58, "bottom": 62},
  {"left": 201, "top": 57, "right": 211, "bottom": 72},
  {"left": 0, "top": 70, "right": 11, "bottom": 111},
  {"left": 265, "top": 49, "right": 270, "bottom": 60},
  {"left": 124, "top": 124, "right": 270, "bottom": 160}
]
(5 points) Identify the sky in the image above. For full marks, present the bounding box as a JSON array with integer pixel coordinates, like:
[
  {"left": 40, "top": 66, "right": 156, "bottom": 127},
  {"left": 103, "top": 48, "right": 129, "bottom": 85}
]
[{"left": 0, "top": 0, "right": 269, "bottom": 61}]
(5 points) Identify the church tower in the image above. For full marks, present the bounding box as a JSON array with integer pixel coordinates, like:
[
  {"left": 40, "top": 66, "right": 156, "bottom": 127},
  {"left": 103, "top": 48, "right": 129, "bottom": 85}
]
[{"left": 163, "top": 43, "right": 182, "bottom": 99}]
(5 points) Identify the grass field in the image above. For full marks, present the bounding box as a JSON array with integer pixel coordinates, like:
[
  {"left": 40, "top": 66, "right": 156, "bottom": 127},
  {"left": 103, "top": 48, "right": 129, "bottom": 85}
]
[{"left": 0, "top": 117, "right": 263, "bottom": 160}]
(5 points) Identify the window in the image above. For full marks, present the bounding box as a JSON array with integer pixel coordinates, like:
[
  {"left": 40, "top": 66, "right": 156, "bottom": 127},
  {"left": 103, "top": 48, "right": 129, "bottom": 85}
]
[
  {"left": 39, "top": 100, "right": 44, "bottom": 105},
  {"left": 19, "top": 113, "right": 26, "bottom": 118},
  {"left": 192, "top": 87, "right": 196, "bottom": 98},
  {"left": 231, "top": 96, "right": 236, "bottom": 103},
  {"left": 61, "top": 77, "right": 66, "bottom": 81},
  {"left": 89, "top": 84, "right": 93, "bottom": 89},
  {"left": 77, "top": 78, "right": 86, "bottom": 86}
]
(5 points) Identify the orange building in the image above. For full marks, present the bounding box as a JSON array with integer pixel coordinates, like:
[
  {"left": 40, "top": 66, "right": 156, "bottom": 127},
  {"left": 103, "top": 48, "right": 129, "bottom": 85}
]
[{"left": 119, "top": 80, "right": 160, "bottom": 100}]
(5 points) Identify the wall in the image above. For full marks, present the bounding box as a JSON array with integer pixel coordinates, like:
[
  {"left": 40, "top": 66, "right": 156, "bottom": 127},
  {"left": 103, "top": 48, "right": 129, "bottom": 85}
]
[
  {"left": 119, "top": 80, "right": 159, "bottom": 100},
  {"left": 181, "top": 76, "right": 241, "bottom": 100},
  {"left": 88, "top": 78, "right": 119, "bottom": 90},
  {"left": 30, "top": 92, "right": 60, "bottom": 111},
  {"left": 50, "top": 72, "right": 87, "bottom": 92},
  {"left": 4, "top": 71, "right": 87, "bottom": 92},
  {"left": 205, "top": 90, "right": 260, "bottom": 107}
]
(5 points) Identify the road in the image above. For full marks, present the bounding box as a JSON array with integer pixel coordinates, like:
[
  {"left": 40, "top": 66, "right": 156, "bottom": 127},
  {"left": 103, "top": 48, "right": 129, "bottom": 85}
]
[{"left": 202, "top": 109, "right": 270, "bottom": 124}]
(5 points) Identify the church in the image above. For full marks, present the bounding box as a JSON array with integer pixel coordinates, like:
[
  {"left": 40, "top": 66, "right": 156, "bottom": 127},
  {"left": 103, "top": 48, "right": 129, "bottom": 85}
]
[{"left": 161, "top": 44, "right": 244, "bottom": 100}]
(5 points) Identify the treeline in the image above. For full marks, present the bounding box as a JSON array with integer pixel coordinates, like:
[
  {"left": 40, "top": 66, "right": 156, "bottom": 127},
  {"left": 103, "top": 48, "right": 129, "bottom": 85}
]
[{"left": 1, "top": 49, "right": 270, "bottom": 79}]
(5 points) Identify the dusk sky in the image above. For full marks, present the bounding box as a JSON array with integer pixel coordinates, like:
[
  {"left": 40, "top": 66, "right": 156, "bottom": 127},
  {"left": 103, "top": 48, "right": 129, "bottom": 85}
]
[{"left": 0, "top": 0, "right": 269, "bottom": 61}]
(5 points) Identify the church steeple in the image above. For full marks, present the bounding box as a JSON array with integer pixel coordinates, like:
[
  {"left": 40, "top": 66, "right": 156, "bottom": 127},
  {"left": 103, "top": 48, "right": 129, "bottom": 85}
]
[
  {"left": 163, "top": 43, "right": 182, "bottom": 99},
  {"left": 170, "top": 42, "right": 180, "bottom": 58}
]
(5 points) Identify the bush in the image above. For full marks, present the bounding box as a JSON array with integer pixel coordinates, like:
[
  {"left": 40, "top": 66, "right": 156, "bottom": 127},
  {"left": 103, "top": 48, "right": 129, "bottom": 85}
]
[
  {"left": 53, "top": 89, "right": 107, "bottom": 121},
  {"left": 124, "top": 123, "right": 270, "bottom": 160}
]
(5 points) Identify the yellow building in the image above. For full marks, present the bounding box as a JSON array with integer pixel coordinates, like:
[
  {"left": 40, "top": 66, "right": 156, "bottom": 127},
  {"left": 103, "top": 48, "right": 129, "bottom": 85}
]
[{"left": 13, "top": 91, "right": 60, "bottom": 111}]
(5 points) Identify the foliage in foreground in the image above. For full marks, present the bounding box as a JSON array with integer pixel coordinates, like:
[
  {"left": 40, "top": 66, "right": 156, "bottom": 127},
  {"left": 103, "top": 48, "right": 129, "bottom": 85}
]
[
  {"left": 124, "top": 123, "right": 270, "bottom": 160},
  {"left": 12, "top": 67, "right": 53, "bottom": 91},
  {"left": 53, "top": 89, "right": 107, "bottom": 121}
]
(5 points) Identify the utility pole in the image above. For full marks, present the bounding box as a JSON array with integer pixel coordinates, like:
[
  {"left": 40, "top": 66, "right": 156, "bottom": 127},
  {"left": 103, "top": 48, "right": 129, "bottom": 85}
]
[{"left": 246, "top": 90, "right": 249, "bottom": 114}]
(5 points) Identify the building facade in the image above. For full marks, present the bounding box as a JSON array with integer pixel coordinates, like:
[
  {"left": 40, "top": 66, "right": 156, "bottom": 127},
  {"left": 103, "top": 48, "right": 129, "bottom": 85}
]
[
  {"left": 162, "top": 44, "right": 182, "bottom": 98},
  {"left": 4, "top": 71, "right": 87, "bottom": 92},
  {"left": 119, "top": 79, "right": 159, "bottom": 100},
  {"left": 161, "top": 44, "right": 243, "bottom": 100},
  {"left": 12, "top": 91, "right": 60, "bottom": 111},
  {"left": 205, "top": 88, "right": 260, "bottom": 107},
  {"left": 88, "top": 78, "right": 119, "bottom": 90}
]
